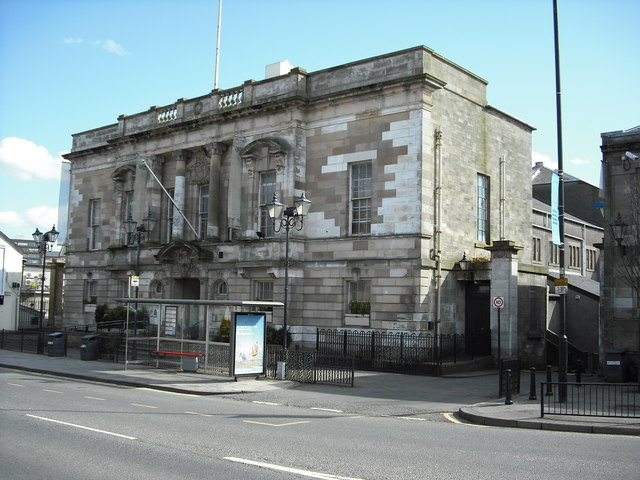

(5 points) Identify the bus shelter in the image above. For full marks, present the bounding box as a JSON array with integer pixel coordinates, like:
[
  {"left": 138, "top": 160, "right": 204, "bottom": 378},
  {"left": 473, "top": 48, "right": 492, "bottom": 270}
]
[{"left": 114, "top": 298, "right": 283, "bottom": 375}]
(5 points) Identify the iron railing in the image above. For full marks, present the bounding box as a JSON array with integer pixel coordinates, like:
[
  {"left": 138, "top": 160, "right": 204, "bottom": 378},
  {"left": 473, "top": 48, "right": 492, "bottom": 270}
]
[
  {"left": 541, "top": 382, "right": 640, "bottom": 418},
  {"left": 316, "top": 329, "right": 484, "bottom": 375},
  {"left": 0, "top": 329, "right": 40, "bottom": 353},
  {"left": 266, "top": 347, "right": 355, "bottom": 387}
]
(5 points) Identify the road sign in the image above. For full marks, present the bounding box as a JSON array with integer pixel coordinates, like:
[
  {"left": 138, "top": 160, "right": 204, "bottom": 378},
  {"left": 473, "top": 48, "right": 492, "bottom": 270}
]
[
  {"left": 555, "top": 285, "right": 568, "bottom": 295},
  {"left": 130, "top": 275, "right": 139, "bottom": 287},
  {"left": 492, "top": 296, "right": 505, "bottom": 309},
  {"left": 555, "top": 278, "right": 568, "bottom": 286}
]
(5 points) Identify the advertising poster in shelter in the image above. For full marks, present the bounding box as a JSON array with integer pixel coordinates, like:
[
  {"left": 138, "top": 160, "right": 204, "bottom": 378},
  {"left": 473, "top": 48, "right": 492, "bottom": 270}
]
[{"left": 232, "top": 312, "right": 266, "bottom": 376}]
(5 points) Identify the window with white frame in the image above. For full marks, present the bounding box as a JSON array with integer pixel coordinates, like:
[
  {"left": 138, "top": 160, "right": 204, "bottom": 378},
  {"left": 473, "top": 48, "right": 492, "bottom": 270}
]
[
  {"left": 85, "top": 280, "right": 97, "bottom": 304},
  {"left": 88, "top": 199, "right": 101, "bottom": 250},
  {"left": 569, "top": 245, "right": 581, "bottom": 268},
  {"left": 586, "top": 248, "right": 597, "bottom": 271},
  {"left": 254, "top": 281, "right": 274, "bottom": 302},
  {"left": 198, "top": 185, "right": 209, "bottom": 241},
  {"left": 476, "top": 174, "right": 489, "bottom": 243},
  {"left": 123, "top": 190, "right": 134, "bottom": 245},
  {"left": 532, "top": 237, "right": 542, "bottom": 262},
  {"left": 347, "top": 279, "right": 371, "bottom": 314},
  {"left": 259, "top": 171, "right": 276, "bottom": 237},
  {"left": 549, "top": 241, "right": 560, "bottom": 265},
  {"left": 351, "top": 162, "right": 372, "bottom": 235}
]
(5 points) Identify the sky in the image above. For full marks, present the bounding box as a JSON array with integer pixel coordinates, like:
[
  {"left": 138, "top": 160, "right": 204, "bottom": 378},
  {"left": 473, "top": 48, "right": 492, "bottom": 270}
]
[{"left": 1, "top": 0, "right": 638, "bottom": 240}]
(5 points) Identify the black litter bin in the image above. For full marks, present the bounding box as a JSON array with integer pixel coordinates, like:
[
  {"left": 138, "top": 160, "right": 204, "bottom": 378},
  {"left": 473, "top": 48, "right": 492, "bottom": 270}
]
[
  {"left": 47, "top": 332, "right": 66, "bottom": 357},
  {"left": 604, "top": 349, "right": 628, "bottom": 382},
  {"left": 80, "top": 334, "right": 99, "bottom": 361}
]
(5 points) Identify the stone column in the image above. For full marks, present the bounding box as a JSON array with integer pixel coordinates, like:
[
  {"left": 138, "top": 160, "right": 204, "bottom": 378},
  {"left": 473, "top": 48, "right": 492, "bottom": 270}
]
[
  {"left": 485, "top": 240, "right": 523, "bottom": 362},
  {"left": 172, "top": 151, "right": 187, "bottom": 239},
  {"left": 206, "top": 142, "right": 227, "bottom": 240}
]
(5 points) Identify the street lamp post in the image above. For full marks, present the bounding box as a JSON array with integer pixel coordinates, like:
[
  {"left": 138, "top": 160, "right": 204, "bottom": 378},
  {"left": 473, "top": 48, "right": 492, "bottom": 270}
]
[
  {"left": 32, "top": 225, "right": 59, "bottom": 354},
  {"left": 124, "top": 210, "right": 157, "bottom": 295},
  {"left": 266, "top": 193, "right": 311, "bottom": 349},
  {"left": 124, "top": 210, "right": 156, "bottom": 338}
]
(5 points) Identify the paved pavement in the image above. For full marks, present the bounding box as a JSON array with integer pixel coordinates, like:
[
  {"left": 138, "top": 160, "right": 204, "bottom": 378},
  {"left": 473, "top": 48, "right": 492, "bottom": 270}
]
[{"left": 1, "top": 348, "right": 638, "bottom": 436}]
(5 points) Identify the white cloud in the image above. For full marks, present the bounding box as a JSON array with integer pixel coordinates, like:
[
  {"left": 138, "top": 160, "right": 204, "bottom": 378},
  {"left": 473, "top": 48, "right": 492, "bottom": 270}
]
[
  {"left": 570, "top": 157, "right": 590, "bottom": 166},
  {"left": 0, "top": 206, "right": 59, "bottom": 233},
  {"left": 91, "top": 39, "right": 127, "bottom": 56},
  {"left": 64, "top": 37, "right": 127, "bottom": 55},
  {"left": 0, "top": 137, "right": 65, "bottom": 181},
  {"left": 532, "top": 151, "right": 558, "bottom": 171}
]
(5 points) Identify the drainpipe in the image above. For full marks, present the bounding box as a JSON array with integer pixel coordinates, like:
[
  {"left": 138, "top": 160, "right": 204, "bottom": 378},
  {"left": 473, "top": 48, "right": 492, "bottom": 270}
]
[{"left": 434, "top": 128, "right": 443, "bottom": 367}]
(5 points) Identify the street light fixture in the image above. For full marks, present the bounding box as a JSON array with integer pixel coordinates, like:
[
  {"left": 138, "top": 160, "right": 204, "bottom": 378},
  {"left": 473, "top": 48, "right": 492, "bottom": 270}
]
[
  {"left": 266, "top": 192, "right": 311, "bottom": 349},
  {"left": 610, "top": 212, "right": 627, "bottom": 255},
  {"left": 32, "top": 225, "right": 59, "bottom": 354},
  {"left": 124, "top": 209, "right": 157, "bottom": 297}
]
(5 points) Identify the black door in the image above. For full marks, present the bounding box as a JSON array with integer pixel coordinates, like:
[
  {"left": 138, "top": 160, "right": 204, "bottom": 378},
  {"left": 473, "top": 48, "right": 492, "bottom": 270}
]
[{"left": 464, "top": 283, "right": 491, "bottom": 356}]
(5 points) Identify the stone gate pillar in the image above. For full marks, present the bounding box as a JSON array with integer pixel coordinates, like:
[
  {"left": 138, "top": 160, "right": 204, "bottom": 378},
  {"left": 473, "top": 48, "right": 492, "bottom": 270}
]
[{"left": 485, "top": 240, "right": 523, "bottom": 362}]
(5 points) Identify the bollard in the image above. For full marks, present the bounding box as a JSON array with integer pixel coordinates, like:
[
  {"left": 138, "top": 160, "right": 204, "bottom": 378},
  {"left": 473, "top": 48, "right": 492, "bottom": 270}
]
[
  {"left": 505, "top": 369, "right": 514, "bottom": 405},
  {"left": 545, "top": 364, "right": 553, "bottom": 396},
  {"left": 576, "top": 359, "right": 582, "bottom": 385},
  {"left": 529, "top": 367, "right": 537, "bottom": 400}
]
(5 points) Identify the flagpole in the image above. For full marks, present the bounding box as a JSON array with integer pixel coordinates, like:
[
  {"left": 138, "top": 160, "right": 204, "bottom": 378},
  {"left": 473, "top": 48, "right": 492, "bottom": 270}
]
[
  {"left": 553, "top": 0, "right": 568, "bottom": 401},
  {"left": 214, "top": 0, "right": 222, "bottom": 90}
]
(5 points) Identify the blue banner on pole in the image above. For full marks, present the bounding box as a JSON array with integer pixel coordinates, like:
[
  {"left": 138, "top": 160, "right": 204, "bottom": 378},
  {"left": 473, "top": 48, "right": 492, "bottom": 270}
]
[{"left": 551, "top": 172, "right": 561, "bottom": 245}]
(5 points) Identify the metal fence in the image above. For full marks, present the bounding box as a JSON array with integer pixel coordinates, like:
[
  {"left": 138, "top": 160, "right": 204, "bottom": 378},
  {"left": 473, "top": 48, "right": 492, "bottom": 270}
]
[
  {"left": 541, "top": 382, "right": 640, "bottom": 418},
  {"left": 0, "top": 329, "right": 40, "bottom": 353},
  {"left": 316, "top": 329, "right": 478, "bottom": 375},
  {"left": 266, "top": 347, "right": 355, "bottom": 387}
]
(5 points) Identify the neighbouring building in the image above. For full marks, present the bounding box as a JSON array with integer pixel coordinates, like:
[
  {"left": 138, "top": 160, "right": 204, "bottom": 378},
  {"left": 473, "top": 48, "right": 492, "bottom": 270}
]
[
  {"left": 0, "top": 232, "right": 24, "bottom": 330},
  {"left": 63, "top": 46, "right": 549, "bottom": 366},
  {"left": 600, "top": 126, "right": 640, "bottom": 381},
  {"left": 531, "top": 162, "right": 603, "bottom": 364}
]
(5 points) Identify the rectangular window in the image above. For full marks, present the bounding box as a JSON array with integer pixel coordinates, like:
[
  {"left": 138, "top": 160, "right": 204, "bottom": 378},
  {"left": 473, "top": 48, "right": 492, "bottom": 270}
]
[
  {"left": 88, "top": 199, "right": 101, "bottom": 250},
  {"left": 85, "top": 280, "right": 97, "bottom": 304},
  {"left": 198, "top": 185, "right": 209, "bottom": 241},
  {"left": 586, "top": 248, "right": 597, "bottom": 271},
  {"left": 549, "top": 242, "right": 560, "bottom": 265},
  {"left": 123, "top": 191, "right": 134, "bottom": 245},
  {"left": 120, "top": 280, "right": 129, "bottom": 298},
  {"left": 569, "top": 245, "right": 581, "bottom": 268},
  {"left": 165, "top": 188, "right": 175, "bottom": 243},
  {"left": 254, "top": 281, "right": 274, "bottom": 302},
  {"left": 260, "top": 171, "right": 277, "bottom": 238},
  {"left": 476, "top": 174, "right": 489, "bottom": 243},
  {"left": 532, "top": 237, "right": 541, "bottom": 262},
  {"left": 347, "top": 279, "right": 370, "bottom": 313},
  {"left": 351, "top": 162, "right": 372, "bottom": 235}
]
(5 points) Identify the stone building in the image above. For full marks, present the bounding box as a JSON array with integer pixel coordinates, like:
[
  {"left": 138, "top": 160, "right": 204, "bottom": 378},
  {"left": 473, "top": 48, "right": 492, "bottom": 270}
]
[
  {"left": 63, "top": 46, "right": 548, "bottom": 365},
  {"left": 531, "top": 162, "right": 603, "bottom": 361},
  {"left": 600, "top": 126, "right": 640, "bottom": 380}
]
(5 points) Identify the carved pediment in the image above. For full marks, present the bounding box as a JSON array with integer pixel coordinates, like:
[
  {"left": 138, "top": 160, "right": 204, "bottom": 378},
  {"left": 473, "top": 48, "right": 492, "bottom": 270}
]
[
  {"left": 155, "top": 240, "right": 213, "bottom": 276},
  {"left": 186, "top": 150, "right": 210, "bottom": 184}
]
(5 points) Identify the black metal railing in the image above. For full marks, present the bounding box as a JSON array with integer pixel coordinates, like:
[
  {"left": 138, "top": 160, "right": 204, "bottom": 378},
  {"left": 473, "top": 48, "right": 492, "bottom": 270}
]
[
  {"left": 0, "top": 329, "right": 40, "bottom": 353},
  {"left": 541, "top": 382, "right": 640, "bottom": 418},
  {"left": 266, "top": 347, "right": 354, "bottom": 387},
  {"left": 316, "top": 329, "right": 484, "bottom": 375}
]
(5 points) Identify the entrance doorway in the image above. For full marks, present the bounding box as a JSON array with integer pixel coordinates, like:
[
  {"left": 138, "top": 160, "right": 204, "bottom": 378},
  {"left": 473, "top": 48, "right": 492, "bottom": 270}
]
[{"left": 464, "top": 283, "right": 491, "bottom": 356}]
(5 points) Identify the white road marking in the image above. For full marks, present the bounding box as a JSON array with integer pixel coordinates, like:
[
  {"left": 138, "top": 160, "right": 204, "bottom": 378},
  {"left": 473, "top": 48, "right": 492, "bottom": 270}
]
[
  {"left": 224, "top": 457, "right": 364, "bottom": 479},
  {"left": 252, "top": 401, "right": 281, "bottom": 406},
  {"left": 310, "top": 407, "right": 343, "bottom": 413},
  {"left": 26, "top": 414, "right": 136, "bottom": 440}
]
